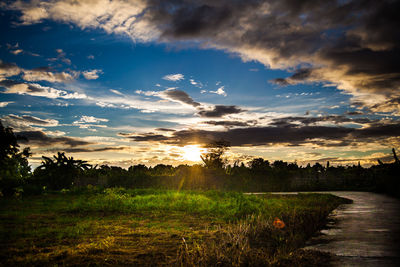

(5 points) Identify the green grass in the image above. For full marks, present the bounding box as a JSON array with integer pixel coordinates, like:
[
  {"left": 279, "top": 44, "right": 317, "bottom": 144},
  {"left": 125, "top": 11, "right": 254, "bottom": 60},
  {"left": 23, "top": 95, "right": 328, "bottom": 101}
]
[{"left": 0, "top": 188, "right": 351, "bottom": 266}]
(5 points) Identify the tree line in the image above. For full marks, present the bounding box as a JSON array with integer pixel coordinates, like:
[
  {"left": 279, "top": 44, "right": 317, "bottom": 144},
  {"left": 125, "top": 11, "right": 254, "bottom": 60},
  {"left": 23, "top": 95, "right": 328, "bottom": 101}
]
[{"left": 1, "top": 122, "right": 399, "bottom": 198}]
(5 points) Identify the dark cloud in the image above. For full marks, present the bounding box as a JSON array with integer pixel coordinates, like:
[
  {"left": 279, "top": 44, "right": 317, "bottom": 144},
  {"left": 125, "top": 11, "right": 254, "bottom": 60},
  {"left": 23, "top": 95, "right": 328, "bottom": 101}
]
[
  {"left": 352, "top": 123, "right": 400, "bottom": 139},
  {"left": 367, "top": 97, "right": 400, "bottom": 114},
  {"left": 8, "top": 0, "right": 400, "bottom": 112},
  {"left": 0, "top": 79, "right": 21, "bottom": 87},
  {"left": 197, "top": 105, "right": 244, "bottom": 118},
  {"left": 147, "top": 0, "right": 400, "bottom": 111},
  {"left": 126, "top": 125, "right": 353, "bottom": 146},
  {"left": 345, "top": 111, "right": 364, "bottom": 116},
  {"left": 117, "top": 132, "right": 132, "bottom": 137},
  {"left": 125, "top": 122, "right": 400, "bottom": 147},
  {"left": 155, "top": 128, "right": 176, "bottom": 132},
  {"left": 270, "top": 68, "right": 313, "bottom": 86},
  {"left": 0, "top": 60, "right": 21, "bottom": 72},
  {"left": 17, "top": 115, "right": 47, "bottom": 125},
  {"left": 0, "top": 79, "right": 44, "bottom": 93},
  {"left": 0, "top": 60, "right": 75, "bottom": 83},
  {"left": 270, "top": 78, "right": 289, "bottom": 86},
  {"left": 6, "top": 114, "right": 57, "bottom": 126},
  {"left": 18, "top": 130, "right": 92, "bottom": 147},
  {"left": 1, "top": 114, "right": 58, "bottom": 132},
  {"left": 163, "top": 4, "right": 233, "bottom": 37},
  {"left": 46, "top": 146, "right": 129, "bottom": 153},
  {"left": 270, "top": 115, "right": 377, "bottom": 126},
  {"left": 128, "top": 133, "right": 170, "bottom": 142},
  {"left": 203, "top": 120, "right": 254, "bottom": 127},
  {"left": 31, "top": 66, "right": 53, "bottom": 72},
  {"left": 0, "top": 79, "right": 42, "bottom": 93},
  {"left": 162, "top": 89, "right": 200, "bottom": 107}
]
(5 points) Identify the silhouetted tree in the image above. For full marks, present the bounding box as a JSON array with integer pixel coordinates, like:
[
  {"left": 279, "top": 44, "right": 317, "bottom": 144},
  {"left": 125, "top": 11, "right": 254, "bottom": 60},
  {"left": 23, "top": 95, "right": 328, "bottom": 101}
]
[
  {"left": 272, "top": 160, "right": 288, "bottom": 169},
  {"left": 0, "top": 121, "right": 31, "bottom": 195},
  {"left": 392, "top": 148, "right": 399, "bottom": 164},
  {"left": 249, "top": 158, "right": 270, "bottom": 171},
  {"left": 34, "top": 152, "right": 90, "bottom": 190},
  {"left": 201, "top": 140, "right": 230, "bottom": 170}
]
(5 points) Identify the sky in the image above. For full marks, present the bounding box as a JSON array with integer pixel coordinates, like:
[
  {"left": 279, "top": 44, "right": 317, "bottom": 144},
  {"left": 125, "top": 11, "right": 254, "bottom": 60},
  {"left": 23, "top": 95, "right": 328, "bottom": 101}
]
[{"left": 0, "top": 0, "right": 399, "bottom": 168}]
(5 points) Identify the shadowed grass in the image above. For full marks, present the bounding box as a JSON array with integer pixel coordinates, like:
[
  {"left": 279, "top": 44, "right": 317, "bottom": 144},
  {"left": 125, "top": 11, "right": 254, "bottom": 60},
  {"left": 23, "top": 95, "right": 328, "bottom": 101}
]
[{"left": 0, "top": 189, "right": 351, "bottom": 266}]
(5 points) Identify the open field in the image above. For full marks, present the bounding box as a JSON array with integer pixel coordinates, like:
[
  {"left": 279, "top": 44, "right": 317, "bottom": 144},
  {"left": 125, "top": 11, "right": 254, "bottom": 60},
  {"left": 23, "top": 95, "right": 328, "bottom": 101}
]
[{"left": 0, "top": 189, "right": 351, "bottom": 266}]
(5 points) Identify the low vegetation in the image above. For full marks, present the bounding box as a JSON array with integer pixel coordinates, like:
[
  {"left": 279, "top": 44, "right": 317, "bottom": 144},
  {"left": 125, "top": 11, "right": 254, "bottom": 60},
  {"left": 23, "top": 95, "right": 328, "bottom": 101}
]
[
  {"left": 0, "top": 189, "right": 351, "bottom": 266},
  {"left": 1, "top": 122, "right": 399, "bottom": 199}
]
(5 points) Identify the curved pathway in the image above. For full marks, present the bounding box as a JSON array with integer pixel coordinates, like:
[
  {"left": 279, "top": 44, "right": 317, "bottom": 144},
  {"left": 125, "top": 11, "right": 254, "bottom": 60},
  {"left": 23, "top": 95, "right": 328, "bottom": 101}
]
[{"left": 305, "top": 192, "right": 400, "bottom": 266}]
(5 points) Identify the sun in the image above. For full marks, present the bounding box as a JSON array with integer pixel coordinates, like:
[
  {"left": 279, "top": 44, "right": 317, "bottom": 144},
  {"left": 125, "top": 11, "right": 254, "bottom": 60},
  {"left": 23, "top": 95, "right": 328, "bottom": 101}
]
[{"left": 182, "top": 145, "right": 203, "bottom": 162}]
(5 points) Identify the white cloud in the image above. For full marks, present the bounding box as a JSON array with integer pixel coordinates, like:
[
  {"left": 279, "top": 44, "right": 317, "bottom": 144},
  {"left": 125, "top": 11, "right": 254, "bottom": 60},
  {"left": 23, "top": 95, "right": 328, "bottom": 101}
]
[
  {"left": 93, "top": 92, "right": 195, "bottom": 114},
  {"left": 72, "top": 115, "right": 109, "bottom": 130},
  {"left": 82, "top": 69, "right": 102, "bottom": 80},
  {"left": 162, "top": 73, "right": 184, "bottom": 82},
  {"left": 46, "top": 130, "right": 66, "bottom": 136},
  {"left": 1, "top": 82, "right": 87, "bottom": 99},
  {"left": 48, "top": 48, "right": 71, "bottom": 65},
  {"left": 96, "top": 102, "right": 117, "bottom": 108},
  {"left": 10, "top": 0, "right": 154, "bottom": 41},
  {"left": 6, "top": 43, "right": 26, "bottom": 55},
  {"left": 22, "top": 69, "right": 77, "bottom": 83},
  {"left": 190, "top": 78, "right": 203, "bottom": 88},
  {"left": 0, "top": 101, "right": 13, "bottom": 107},
  {"left": 11, "top": 49, "right": 23, "bottom": 55},
  {"left": 1, "top": 60, "right": 76, "bottom": 83},
  {"left": 0, "top": 60, "right": 22, "bottom": 80},
  {"left": 74, "top": 115, "right": 109, "bottom": 124},
  {"left": 136, "top": 88, "right": 201, "bottom": 108},
  {"left": 109, "top": 89, "right": 124, "bottom": 96},
  {"left": 209, "top": 86, "right": 227, "bottom": 97},
  {"left": 54, "top": 102, "right": 72, "bottom": 107},
  {"left": 9, "top": 0, "right": 398, "bottom": 114},
  {"left": 1, "top": 114, "right": 59, "bottom": 131},
  {"left": 135, "top": 89, "right": 158, "bottom": 96},
  {"left": 328, "top": 105, "right": 340, "bottom": 109},
  {"left": 81, "top": 135, "right": 124, "bottom": 144}
]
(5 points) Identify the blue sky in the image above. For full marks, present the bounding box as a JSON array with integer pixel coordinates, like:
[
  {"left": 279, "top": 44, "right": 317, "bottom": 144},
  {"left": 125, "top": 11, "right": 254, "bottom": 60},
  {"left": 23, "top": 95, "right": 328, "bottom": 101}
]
[{"left": 1, "top": 0, "right": 399, "bottom": 167}]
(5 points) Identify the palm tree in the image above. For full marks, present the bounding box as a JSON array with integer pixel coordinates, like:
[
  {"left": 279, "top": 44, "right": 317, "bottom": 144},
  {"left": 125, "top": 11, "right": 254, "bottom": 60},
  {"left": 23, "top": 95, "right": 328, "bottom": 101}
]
[{"left": 36, "top": 152, "right": 90, "bottom": 190}]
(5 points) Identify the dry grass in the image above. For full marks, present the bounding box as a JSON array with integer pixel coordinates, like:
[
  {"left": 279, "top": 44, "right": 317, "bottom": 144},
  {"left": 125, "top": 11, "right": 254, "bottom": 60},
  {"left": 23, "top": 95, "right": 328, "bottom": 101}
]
[
  {"left": 0, "top": 189, "right": 349, "bottom": 266},
  {"left": 175, "top": 214, "right": 334, "bottom": 266}
]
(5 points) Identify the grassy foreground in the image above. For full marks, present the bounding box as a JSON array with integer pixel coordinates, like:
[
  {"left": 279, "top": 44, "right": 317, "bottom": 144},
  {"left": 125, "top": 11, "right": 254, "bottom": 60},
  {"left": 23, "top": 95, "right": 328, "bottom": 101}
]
[{"left": 0, "top": 188, "right": 351, "bottom": 266}]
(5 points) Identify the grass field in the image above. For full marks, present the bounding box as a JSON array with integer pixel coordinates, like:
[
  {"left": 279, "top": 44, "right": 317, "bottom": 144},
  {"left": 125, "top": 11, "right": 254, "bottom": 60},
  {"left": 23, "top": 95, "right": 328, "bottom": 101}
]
[{"left": 0, "top": 188, "right": 351, "bottom": 266}]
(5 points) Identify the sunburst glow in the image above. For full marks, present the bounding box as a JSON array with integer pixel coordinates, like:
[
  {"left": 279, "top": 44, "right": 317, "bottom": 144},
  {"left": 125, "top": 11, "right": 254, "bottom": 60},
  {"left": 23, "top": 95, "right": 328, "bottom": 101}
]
[{"left": 182, "top": 145, "right": 203, "bottom": 162}]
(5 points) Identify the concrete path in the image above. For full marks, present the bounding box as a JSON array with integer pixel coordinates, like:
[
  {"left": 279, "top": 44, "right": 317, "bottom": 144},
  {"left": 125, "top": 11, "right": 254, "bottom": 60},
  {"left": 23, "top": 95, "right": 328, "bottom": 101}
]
[{"left": 304, "top": 192, "right": 400, "bottom": 266}]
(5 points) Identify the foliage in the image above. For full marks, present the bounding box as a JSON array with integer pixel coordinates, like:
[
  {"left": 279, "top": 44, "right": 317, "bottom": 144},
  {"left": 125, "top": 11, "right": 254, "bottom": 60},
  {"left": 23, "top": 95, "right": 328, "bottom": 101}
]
[
  {"left": 17, "top": 147, "right": 398, "bottom": 199},
  {"left": 0, "top": 121, "right": 31, "bottom": 196},
  {"left": 2, "top": 122, "right": 399, "bottom": 198},
  {"left": 200, "top": 140, "right": 230, "bottom": 170},
  {"left": 34, "top": 152, "right": 90, "bottom": 190}
]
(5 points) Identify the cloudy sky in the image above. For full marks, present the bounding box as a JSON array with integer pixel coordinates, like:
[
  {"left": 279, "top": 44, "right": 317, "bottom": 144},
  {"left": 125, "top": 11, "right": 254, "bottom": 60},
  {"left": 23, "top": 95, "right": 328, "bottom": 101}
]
[{"left": 1, "top": 0, "right": 399, "bottom": 168}]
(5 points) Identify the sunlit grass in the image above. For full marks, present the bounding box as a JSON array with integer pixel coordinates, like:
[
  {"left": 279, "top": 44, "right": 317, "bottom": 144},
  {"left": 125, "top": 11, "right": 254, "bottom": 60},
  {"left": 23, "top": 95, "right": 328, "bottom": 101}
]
[{"left": 0, "top": 189, "right": 351, "bottom": 266}]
